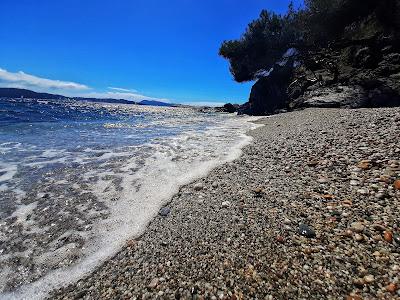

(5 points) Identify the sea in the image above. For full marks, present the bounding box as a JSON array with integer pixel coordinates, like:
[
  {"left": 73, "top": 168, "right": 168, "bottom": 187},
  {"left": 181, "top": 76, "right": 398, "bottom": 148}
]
[{"left": 0, "top": 97, "right": 259, "bottom": 299}]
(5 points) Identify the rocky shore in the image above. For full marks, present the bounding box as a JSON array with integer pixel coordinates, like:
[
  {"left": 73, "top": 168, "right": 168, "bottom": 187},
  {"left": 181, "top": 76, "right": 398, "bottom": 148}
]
[{"left": 52, "top": 107, "right": 400, "bottom": 300}]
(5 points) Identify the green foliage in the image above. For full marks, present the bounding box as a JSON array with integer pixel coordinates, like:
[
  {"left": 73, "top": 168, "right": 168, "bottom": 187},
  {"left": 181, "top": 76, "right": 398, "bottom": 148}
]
[
  {"left": 219, "top": 0, "right": 400, "bottom": 82},
  {"left": 301, "top": 0, "right": 398, "bottom": 44},
  {"left": 219, "top": 8, "right": 300, "bottom": 82}
]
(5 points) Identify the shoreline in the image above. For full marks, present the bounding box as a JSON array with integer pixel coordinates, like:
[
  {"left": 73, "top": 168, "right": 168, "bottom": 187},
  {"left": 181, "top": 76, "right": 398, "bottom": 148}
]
[
  {"left": 50, "top": 107, "right": 400, "bottom": 299},
  {"left": 0, "top": 107, "right": 260, "bottom": 299}
]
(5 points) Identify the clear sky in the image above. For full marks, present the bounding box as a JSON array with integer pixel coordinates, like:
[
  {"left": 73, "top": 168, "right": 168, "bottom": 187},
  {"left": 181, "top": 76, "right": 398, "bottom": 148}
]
[{"left": 0, "top": 0, "right": 302, "bottom": 105}]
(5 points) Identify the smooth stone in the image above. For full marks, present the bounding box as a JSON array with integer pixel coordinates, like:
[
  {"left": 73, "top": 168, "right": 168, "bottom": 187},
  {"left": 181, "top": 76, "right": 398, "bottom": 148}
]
[
  {"left": 350, "top": 222, "right": 365, "bottom": 233},
  {"left": 375, "top": 192, "right": 386, "bottom": 199},
  {"left": 148, "top": 278, "right": 159, "bottom": 288},
  {"left": 372, "top": 223, "right": 386, "bottom": 231},
  {"left": 353, "top": 278, "right": 365, "bottom": 287},
  {"left": 354, "top": 233, "right": 364, "bottom": 242},
  {"left": 357, "top": 188, "right": 369, "bottom": 195},
  {"left": 394, "top": 180, "right": 400, "bottom": 190},
  {"left": 221, "top": 201, "right": 231, "bottom": 208},
  {"left": 194, "top": 183, "right": 204, "bottom": 191},
  {"left": 393, "top": 234, "right": 400, "bottom": 245},
  {"left": 384, "top": 231, "right": 393, "bottom": 243},
  {"left": 298, "top": 224, "right": 316, "bottom": 238},
  {"left": 283, "top": 218, "right": 292, "bottom": 225},
  {"left": 317, "top": 177, "right": 328, "bottom": 183},
  {"left": 387, "top": 283, "right": 398, "bottom": 293},
  {"left": 350, "top": 180, "right": 360, "bottom": 186},
  {"left": 159, "top": 207, "right": 171, "bottom": 217},
  {"left": 363, "top": 274, "right": 375, "bottom": 284}
]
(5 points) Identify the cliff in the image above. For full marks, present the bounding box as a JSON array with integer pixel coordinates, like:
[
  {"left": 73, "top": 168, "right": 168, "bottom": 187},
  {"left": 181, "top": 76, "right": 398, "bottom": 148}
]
[{"left": 235, "top": 2, "right": 400, "bottom": 115}]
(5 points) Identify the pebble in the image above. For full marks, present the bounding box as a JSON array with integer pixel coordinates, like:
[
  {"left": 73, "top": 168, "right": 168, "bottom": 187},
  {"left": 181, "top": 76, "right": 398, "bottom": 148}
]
[
  {"left": 317, "top": 177, "right": 328, "bottom": 183},
  {"left": 346, "top": 295, "right": 362, "bottom": 300},
  {"left": 350, "top": 222, "right": 365, "bottom": 233},
  {"left": 159, "top": 207, "right": 171, "bottom": 217},
  {"left": 211, "top": 182, "right": 218, "bottom": 188},
  {"left": 298, "top": 224, "right": 316, "bottom": 238},
  {"left": 354, "top": 234, "right": 364, "bottom": 242},
  {"left": 393, "top": 234, "right": 400, "bottom": 245},
  {"left": 194, "top": 183, "right": 204, "bottom": 191},
  {"left": 253, "top": 188, "right": 264, "bottom": 197},
  {"left": 221, "top": 201, "right": 231, "bottom": 208},
  {"left": 342, "top": 199, "right": 352, "bottom": 206},
  {"left": 384, "top": 230, "right": 393, "bottom": 243},
  {"left": 148, "top": 278, "right": 158, "bottom": 288},
  {"left": 387, "top": 283, "right": 398, "bottom": 293},
  {"left": 353, "top": 278, "right": 364, "bottom": 287},
  {"left": 350, "top": 180, "right": 360, "bottom": 186},
  {"left": 283, "top": 218, "right": 292, "bottom": 225},
  {"left": 372, "top": 223, "right": 386, "bottom": 231},
  {"left": 394, "top": 180, "right": 400, "bottom": 190},
  {"left": 307, "top": 160, "right": 319, "bottom": 167},
  {"left": 357, "top": 188, "right": 369, "bottom": 195},
  {"left": 357, "top": 161, "right": 371, "bottom": 170},
  {"left": 363, "top": 274, "right": 375, "bottom": 284}
]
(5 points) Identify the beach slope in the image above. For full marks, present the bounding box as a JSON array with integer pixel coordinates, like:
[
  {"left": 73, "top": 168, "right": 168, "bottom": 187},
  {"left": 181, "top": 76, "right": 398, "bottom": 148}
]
[{"left": 53, "top": 107, "right": 400, "bottom": 299}]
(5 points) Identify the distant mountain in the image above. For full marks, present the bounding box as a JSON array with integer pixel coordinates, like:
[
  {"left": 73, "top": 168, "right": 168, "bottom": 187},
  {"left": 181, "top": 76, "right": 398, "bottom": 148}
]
[
  {"left": 138, "top": 100, "right": 175, "bottom": 107},
  {"left": 74, "top": 97, "right": 135, "bottom": 105},
  {"left": 0, "top": 88, "right": 178, "bottom": 107},
  {"left": 0, "top": 88, "right": 66, "bottom": 100},
  {"left": 0, "top": 88, "right": 135, "bottom": 105}
]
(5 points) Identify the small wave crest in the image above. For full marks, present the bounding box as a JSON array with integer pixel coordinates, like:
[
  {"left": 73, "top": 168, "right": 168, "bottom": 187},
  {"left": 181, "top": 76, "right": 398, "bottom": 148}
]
[{"left": 0, "top": 103, "right": 262, "bottom": 299}]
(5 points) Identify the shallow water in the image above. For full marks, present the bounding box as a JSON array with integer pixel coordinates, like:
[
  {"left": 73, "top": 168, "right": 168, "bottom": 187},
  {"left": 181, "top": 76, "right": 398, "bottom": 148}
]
[{"left": 0, "top": 98, "right": 258, "bottom": 299}]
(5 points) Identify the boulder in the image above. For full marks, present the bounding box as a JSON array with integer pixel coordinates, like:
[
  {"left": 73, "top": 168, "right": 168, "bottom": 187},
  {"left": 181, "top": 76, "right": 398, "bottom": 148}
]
[
  {"left": 238, "top": 58, "right": 294, "bottom": 115},
  {"left": 223, "top": 103, "right": 238, "bottom": 113}
]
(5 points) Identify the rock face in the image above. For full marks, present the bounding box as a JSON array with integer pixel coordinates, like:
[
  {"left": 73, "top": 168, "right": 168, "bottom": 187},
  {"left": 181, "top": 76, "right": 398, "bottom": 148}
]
[
  {"left": 238, "top": 59, "right": 294, "bottom": 115},
  {"left": 239, "top": 12, "right": 400, "bottom": 115},
  {"left": 288, "top": 37, "right": 400, "bottom": 110}
]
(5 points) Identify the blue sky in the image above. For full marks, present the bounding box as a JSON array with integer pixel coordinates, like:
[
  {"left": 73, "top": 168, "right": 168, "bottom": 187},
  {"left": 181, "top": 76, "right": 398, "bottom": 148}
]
[{"left": 0, "top": 0, "right": 302, "bottom": 105}]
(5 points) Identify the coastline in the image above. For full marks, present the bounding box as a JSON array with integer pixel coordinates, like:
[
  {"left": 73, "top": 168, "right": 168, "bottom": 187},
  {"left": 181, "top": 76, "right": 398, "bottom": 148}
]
[
  {"left": 51, "top": 107, "right": 400, "bottom": 299},
  {"left": 0, "top": 105, "right": 260, "bottom": 299}
]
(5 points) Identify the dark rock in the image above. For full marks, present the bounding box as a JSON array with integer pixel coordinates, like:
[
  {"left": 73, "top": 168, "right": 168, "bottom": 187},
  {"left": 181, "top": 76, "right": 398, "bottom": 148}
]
[
  {"left": 238, "top": 58, "right": 294, "bottom": 115},
  {"left": 394, "top": 234, "right": 400, "bottom": 246},
  {"left": 159, "top": 207, "right": 171, "bottom": 217},
  {"left": 74, "top": 289, "right": 88, "bottom": 299},
  {"left": 298, "top": 224, "right": 316, "bottom": 238},
  {"left": 223, "top": 103, "right": 238, "bottom": 113}
]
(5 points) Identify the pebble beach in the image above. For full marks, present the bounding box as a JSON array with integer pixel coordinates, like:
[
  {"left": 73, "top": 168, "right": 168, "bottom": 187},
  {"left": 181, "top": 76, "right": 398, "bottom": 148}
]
[{"left": 52, "top": 107, "right": 400, "bottom": 300}]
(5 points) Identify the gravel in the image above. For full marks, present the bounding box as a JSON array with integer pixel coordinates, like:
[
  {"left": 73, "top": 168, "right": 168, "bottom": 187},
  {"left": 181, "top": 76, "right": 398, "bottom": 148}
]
[{"left": 51, "top": 108, "right": 400, "bottom": 299}]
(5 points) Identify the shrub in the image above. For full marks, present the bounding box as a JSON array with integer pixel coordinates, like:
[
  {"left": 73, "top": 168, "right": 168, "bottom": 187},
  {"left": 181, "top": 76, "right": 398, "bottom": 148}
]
[{"left": 219, "top": 0, "right": 400, "bottom": 82}]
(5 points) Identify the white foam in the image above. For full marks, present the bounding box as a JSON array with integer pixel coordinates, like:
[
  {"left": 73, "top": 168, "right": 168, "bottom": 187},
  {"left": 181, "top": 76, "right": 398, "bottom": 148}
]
[
  {"left": 0, "top": 163, "right": 18, "bottom": 183},
  {"left": 2, "top": 114, "right": 263, "bottom": 300},
  {"left": 11, "top": 202, "right": 37, "bottom": 225}
]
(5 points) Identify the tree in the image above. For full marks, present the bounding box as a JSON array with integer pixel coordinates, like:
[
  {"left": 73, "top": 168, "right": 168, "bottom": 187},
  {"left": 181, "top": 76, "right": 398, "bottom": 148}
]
[
  {"left": 219, "top": 8, "right": 300, "bottom": 82},
  {"left": 219, "top": 0, "right": 400, "bottom": 83}
]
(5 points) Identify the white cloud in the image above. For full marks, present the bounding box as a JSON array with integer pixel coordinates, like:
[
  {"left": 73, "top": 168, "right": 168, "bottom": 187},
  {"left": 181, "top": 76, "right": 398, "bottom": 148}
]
[
  {"left": 107, "top": 87, "right": 138, "bottom": 93},
  {"left": 0, "top": 67, "right": 228, "bottom": 106},
  {"left": 0, "top": 68, "right": 89, "bottom": 90}
]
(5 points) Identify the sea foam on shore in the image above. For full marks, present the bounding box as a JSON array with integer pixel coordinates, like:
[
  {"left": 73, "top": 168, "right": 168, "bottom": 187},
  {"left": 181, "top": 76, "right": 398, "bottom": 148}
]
[{"left": 0, "top": 99, "right": 261, "bottom": 299}]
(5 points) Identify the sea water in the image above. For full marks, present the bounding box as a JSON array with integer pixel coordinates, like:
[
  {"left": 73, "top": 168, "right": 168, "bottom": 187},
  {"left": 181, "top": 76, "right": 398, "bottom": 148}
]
[{"left": 0, "top": 98, "right": 259, "bottom": 299}]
